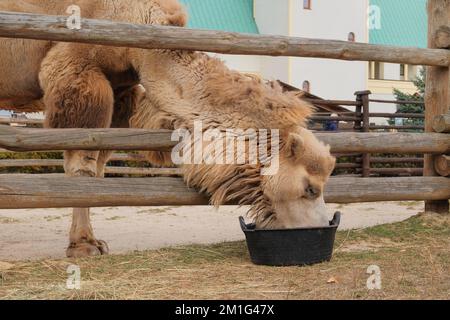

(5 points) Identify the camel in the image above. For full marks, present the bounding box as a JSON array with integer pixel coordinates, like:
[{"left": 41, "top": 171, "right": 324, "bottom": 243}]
[
  {"left": 0, "top": 0, "right": 336, "bottom": 258},
  {"left": 130, "top": 49, "right": 336, "bottom": 229}
]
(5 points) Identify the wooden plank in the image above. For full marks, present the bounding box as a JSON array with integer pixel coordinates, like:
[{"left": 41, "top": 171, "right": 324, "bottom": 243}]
[
  {"left": 305, "top": 99, "right": 361, "bottom": 106},
  {"left": 370, "top": 157, "right": 424, "bottom": 164},
  {"left": 0, "top": 11, "right": 449, "bottom": 66},
  {"left": 369, "top": 99, "right": 425, "bottom": 105},
  {"left": 370, "top": 168, "right": 423, "bottom": 176},
  {"left": 0, "top": 159, "right": 63, "bottom": 167},
  {"left": 0, "top": 126, "right": 176, "bottom": 152},
  {"left": 0, "top": 175, "right": 448, "bottom": 209},
  {"left": 434, "top": 155, "right": 450, "bottom": 177},
  {"left": 309, "top": 116, "right": 361, "bottom": 122},
  {"left": 424, "top": 0, "right": 450, "bottom": 214},
  {"left": 370, "top": 125, "right": 425, "bottom": 130},
  {"left": 335, "top": 163, "right": 361, "bottom": 169},
  {"left": 0, "top": 126, "right": 449, "bottom": 154},
  {"left": 321, "top": 132, "right": 449, "bottom": 153},
  {"left": 432, "top": 113, "right": 450, "bottom": 133},
  {"left": 369, "top": 113, "right": 425, "bottom": 119},
  {"left": 105, "top": 167, "right": 182, "bottom": 176}
]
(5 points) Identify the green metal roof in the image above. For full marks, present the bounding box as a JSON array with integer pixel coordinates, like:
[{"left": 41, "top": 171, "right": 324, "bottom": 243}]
[
  {"left": 179, "top": 0, "right": 259, "bottom": 34},
  {"left": 369, "top": 0, "right": 427, "bottom": 48}
]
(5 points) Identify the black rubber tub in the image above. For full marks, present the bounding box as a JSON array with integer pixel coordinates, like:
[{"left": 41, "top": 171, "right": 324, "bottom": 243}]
[{"left": 239, "top": 212, "right": 341, "bottom": 266}]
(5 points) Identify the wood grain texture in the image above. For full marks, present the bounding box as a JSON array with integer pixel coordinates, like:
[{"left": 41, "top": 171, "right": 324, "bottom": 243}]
[
  {"left": 433, "top": 113, "right": 450, "bottom": 133},
  {"left": 0, "top": 175, "right": 448, "bottom": 209},
  {"left": 0, "top": 11, "right": 448, "bottom": 66},
  {"left": 1, "top": 126, "right": 449, "bottom": 154},
  {"left": 435, "top": 25, "right": 450, "bottom": 49},
  {"left": 434, "top": 155, "right": 450, "bottom": 177}
]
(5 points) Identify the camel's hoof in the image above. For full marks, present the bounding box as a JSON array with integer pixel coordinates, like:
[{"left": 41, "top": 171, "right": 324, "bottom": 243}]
[{"left": 66, "top": 240, "right": 109, "bottom": 258}]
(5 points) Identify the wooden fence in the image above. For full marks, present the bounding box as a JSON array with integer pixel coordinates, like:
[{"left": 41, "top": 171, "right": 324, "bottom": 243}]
[
  {"left": 0, "top": 1, "right": 448, "bottom": 213},
  {"left": 0, "top": 95, "right": 427, "bottom": 178}
]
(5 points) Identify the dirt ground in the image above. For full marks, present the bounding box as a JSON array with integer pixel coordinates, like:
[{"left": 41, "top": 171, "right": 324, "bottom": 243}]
[{"left": 0, "top": 202, "right": 422, "bottom": 261}]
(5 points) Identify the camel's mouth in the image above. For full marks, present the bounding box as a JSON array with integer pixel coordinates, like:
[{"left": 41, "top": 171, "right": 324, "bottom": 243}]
[{"left": 253, "top": 197, "right": 330, "bottom": 229}]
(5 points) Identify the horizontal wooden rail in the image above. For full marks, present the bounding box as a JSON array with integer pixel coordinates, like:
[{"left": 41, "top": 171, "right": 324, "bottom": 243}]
[
  {"left": 309, "top": 116, "right": 361, "bottom": 122},
  {"left": 0, "top": 159, "right": 179, "bottom": 175},
  {"left": 305, "top": 99, "right": 361, "bottom": 106},
  {"left": 1, "top": 126, "right": 448, "bottom": 154},
  {"left": 370, "top": 168, "right": 423, "bottom": 176},
  {"left": 0, "top": 159, "right": 62, "bottom": 167},
  {"left": 335, "top": 163, "right": 361, "bottom": 169},
  {"left": 369, "top": 157, "right": 424, "bottom": 164},
  {"left": 370, "top": 125, "right": 425, "bottom": 130},
  {"left": 314, "top": 112, "right": 358, "bottom": 116},
  {"left": 369, "top": 113, "right": 425, "bottom": 119},
  {"left": 0, "top": 175, "right": 448, "bottom": 209},
  {"left": 0, "top": 149, "right": 147, "bottom": 162},
  {"left": 0, "top": 11, "right": 449, "bottom": 66},
  {"left": 369, "top": 99, "right": 425, "bottom": 105},
  {"left": 105, "top": 167, "right": 182, "bottom": 176}
]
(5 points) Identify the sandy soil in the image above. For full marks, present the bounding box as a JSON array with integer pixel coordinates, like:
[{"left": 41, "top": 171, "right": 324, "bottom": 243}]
[{"left": 0, "top": 201, "right": 423, "bottom": 261}]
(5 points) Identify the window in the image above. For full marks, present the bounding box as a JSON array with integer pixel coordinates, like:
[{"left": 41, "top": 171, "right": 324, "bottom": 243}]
[
  {"left": 303, "top": 0, "right": 311, "bottom": 10},
  {"left": 302, "top": 80, "right": 311, "bottom": 93},
  {"left": 369, "top": 61, "right": 384, "bottom": 80},
  {"left": 400, "top": 64, "right": 406, "bottom": 80},
  {"left": 400, "top": 64, "right": 418, "bottom": 81},
  {"left": 347, "top": 32, "right": 355, "bottom": 42}
]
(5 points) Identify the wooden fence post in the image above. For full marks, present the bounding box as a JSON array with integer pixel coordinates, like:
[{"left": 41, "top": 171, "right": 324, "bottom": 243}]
[
  {"left": 424, "top": 0, "right": 450, "bottom": 214},
  {"left": 355, "top": 90, "right": 372, "bottom": 177}
]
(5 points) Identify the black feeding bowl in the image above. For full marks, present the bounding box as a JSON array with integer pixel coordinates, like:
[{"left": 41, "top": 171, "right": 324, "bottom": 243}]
[{"left": 239, "top": 212, "right": 341, "bottom": 266}]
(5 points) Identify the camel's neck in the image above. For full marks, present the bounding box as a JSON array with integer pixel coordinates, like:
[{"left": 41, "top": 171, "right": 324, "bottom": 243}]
[
  {"left": 136, "top": 49, "right": 273, "bottom": 130},
  {"left": 137, "top": 50, "right": 224, "bottom": 114}
]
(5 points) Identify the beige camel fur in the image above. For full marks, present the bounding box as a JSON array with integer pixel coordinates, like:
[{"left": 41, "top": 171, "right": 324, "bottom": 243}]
[{"left": 130, "top": 50, "right": 336, "bottom": 229}]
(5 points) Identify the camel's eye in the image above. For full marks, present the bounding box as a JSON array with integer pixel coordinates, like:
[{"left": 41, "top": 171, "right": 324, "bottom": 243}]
[{"left": 304, "top": 184, "right": 320, "bottom": 200}]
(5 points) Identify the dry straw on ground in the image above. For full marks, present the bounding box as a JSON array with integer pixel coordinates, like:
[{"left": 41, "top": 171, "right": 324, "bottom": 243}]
[{"left": 0, "top": 213, "right": 449, "bottom": 300}]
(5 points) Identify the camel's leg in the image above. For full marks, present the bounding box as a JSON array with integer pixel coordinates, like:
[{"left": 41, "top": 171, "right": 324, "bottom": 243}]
[
  {"left": 66, "top": 85, "right": 144, "bottom": 258},
  {"left": 41, "top": 55, "right": 115, "bottom": 258}
]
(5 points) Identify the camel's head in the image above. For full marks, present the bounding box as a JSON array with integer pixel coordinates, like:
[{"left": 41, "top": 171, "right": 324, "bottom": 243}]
[{"left": 256, "top": 127, "right": 336, "bottom": 229}]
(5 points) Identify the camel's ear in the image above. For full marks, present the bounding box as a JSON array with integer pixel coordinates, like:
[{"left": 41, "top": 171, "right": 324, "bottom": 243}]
[{"left": 284, "top": 133, "right": 305, "bottom": 158}]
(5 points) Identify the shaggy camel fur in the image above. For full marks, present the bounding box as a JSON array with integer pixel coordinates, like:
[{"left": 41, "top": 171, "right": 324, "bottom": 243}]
[
  {"left": 130, "top": 50, "right": 336, "bottom": 229},
  {"left": 0, "top": 0, "right": 186, "bottom": 257}
]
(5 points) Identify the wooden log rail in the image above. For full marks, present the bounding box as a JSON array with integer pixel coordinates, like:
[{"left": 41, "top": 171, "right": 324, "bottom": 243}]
[
  {"left": 0, "top": 159, "right": 181, "bottom": 176},
  {"left": 0, "top": 11, "right": 449, "bottom": 66},
  {"left": 0, "top": 126, "right": 449, "bottom": 154},
  {"left": 0, "top": 175, "right": 448, "bottom": 209}
]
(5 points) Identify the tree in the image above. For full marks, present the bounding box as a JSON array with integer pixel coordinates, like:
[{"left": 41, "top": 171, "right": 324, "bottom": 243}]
[{"left": 391, "top": 68, "right": 425, "bottom": 127}]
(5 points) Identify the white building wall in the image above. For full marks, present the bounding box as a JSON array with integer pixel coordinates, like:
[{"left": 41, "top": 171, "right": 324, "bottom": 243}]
[
  {"left": 289, "top": 0, "right": 369, "bottom": 100},
  {"left": 254, "top": 0, "right": 290, "bottom": 82},
  {"left": 213, "top": 54, "right": 261, "bottom": 75},
  {"left": 383, "top": 63, "right": 400, "bottom": 80}
]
